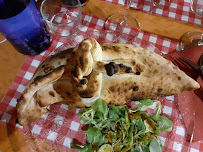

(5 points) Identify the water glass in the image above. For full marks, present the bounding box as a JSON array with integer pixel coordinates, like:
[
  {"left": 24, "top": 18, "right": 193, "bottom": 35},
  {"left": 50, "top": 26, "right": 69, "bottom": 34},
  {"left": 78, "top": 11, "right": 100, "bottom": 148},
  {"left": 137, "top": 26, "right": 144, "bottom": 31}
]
[
  {"left": 191, "top": 0, "right": 203, "bottom": 17},
  {"left": 0, "top": 0, "right": 51, "bottom": 55},
  {"left": 40, "top": 0, "right": 82, "bottom": 38},
  {"left": 178, "top": 31, "right": 203, "bottom": 50}
]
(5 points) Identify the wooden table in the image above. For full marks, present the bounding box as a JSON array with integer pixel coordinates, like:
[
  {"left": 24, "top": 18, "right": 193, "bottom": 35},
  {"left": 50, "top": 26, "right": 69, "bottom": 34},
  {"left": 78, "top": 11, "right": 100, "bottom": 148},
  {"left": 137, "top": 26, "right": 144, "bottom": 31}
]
[{"left": 0, "top": 0, "right": 202, "bottom": 151}]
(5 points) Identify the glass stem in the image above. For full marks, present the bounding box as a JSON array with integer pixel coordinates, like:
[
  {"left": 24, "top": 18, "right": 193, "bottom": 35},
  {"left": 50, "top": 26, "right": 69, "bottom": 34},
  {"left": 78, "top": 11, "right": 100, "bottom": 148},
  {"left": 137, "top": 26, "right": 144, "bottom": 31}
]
[
  {"left": 152, "top": 0, "right": 161, "bottom": 6},
  {"left": 126, "top": 0, "right": 132, "bottom": 12}
]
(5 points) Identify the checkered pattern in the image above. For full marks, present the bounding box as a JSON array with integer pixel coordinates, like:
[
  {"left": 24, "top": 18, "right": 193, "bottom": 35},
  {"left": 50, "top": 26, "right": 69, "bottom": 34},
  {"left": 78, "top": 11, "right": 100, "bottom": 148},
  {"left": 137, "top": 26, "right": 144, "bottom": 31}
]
[
  {"left": 103, "top": 0, "right": 202, "bottom": 26},
  {"left": 0, "top": 12, "right": 202, "bottom": 152}
]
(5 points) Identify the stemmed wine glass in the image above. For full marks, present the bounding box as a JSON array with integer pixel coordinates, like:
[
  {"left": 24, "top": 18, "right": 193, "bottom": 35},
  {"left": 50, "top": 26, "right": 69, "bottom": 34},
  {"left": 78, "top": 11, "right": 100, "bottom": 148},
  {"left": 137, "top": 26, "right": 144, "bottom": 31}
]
[
  {"left": 104, "top": 0, "right": 140, "bottom": 43},
  {"left": 190, "top": 0, "right": 203, "bottom": 17},
  {"left": 149, "top": 0, "right": 171, "bottom": 13},
  {"left": 178, "top": 31, "right": 203, "bottom": 50},
  {"left": 178, "top": 1, "right": 203, "bottom": 50},
  {"left": 151, "top": 0, "right": 170, "bottom": 6},
  {"left": 40, "top": 0, "right": 82, "bottom": 38}
]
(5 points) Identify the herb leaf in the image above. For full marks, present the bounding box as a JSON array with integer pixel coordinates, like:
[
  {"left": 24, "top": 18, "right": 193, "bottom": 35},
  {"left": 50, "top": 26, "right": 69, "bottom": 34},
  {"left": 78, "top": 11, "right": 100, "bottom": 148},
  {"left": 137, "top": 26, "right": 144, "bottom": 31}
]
[
  {"left": 86, "top": 127, "right": 103, "bottom": 146},
  {"left": 149, "top": 137, "right": 162, "bottom": 152},
  {"left": 134, "top": 99, "right": 154, "bottom": 111}
]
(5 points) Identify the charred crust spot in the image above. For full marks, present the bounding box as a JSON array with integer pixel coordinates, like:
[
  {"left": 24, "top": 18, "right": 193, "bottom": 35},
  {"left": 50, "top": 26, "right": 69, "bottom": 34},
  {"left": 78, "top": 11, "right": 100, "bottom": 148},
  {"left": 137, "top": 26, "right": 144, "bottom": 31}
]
[
  {"left": 49, "top": 91, "right": 55, "bottom": 97},
  {"left": 34, "top": 76, "right": 43, "bottom": 83},
  {"left": 124, "top": 46, "right": 129, "bottom": 49},
  {"left": 42, "top": 64, "right": 45, "bottom": 68},
  {"left": 16, "top": 119, "right": 19, "bottom": 124},
  {"left": 153, "top": 70, "right": 158, "bottom": 74},
  {"left": 157, "top": 88, "right": 163, "bottom": 92},
  {"left": 108, "top": 102, "right": 112, "bottom": 106},
  {"left": 118, "top": 64, "right": 124, "bottom": 67},
  {"left": 112, "top": 46, "right": 121, "bottom": 52},
  {"left": 17, "top": 96, "right": 24, "bottom": 102},
  {"left": 133, "top": 86, "right": 139, "bottom": 91},
  {"left": 102, "top": 45, "right": 111, "bottom": 50},
  {"left": 125, "top": 67, "right": 132, "bottom": 73},
  {"left": 109, "top": 86, "right": 115, "bottom": 92},
  {"left": 34, "top": 66, "right": 64, "bottom": 84},
  {"left": 56, "top": 48, "right": 73, "bottom": 58},
  {"left": 124, "top": 89, "right": 127, "bottom": 93},
  {"left": 136, "top": 72, "right": 141, "bottom": 75},
  {"left": 177, "top": 76, "right": 181, "bottom": 80},
  {"left": 131, "top": 61, "right": 136, "bottom": 66},
  {"left": 80, "top": 79, "right": 87, "bottom": 85}
]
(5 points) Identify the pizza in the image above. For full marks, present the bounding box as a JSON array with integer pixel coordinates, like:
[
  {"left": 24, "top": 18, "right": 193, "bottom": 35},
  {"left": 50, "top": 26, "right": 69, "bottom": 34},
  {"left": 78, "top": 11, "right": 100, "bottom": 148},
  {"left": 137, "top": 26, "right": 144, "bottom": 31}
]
[{"left": 16, "top": 38, "right": 200, "bottom": 126}]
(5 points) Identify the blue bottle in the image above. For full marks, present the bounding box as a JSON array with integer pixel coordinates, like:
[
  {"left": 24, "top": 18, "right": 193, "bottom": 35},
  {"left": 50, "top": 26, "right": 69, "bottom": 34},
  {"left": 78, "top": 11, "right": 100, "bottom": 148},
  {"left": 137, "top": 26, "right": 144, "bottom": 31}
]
[{"left": 0, "top": 0, "right": 51, "bottom": 55}]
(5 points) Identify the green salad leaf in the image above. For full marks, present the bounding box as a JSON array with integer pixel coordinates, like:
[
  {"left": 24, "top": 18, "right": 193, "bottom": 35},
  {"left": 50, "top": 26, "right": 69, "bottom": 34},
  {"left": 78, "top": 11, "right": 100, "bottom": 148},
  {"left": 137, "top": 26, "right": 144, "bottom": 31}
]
[
  {"left": 71, "top": 99, "right": 173, "bottom": 152},
  {"left": 149, "top": 137, "right": 162, "bottom": 152},
  {"left": 86, "top": 127, "right": 104, "bottom": 146}
]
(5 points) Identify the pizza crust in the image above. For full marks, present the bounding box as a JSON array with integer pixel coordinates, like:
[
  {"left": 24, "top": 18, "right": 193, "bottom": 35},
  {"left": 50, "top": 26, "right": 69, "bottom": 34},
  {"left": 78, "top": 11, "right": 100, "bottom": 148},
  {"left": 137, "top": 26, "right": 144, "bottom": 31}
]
[
  {"left": 16, "top": 39, "right": 200, "bottom": 126},
  {"left": 99, "top": 42, "right": 199, "bottom": 105}
]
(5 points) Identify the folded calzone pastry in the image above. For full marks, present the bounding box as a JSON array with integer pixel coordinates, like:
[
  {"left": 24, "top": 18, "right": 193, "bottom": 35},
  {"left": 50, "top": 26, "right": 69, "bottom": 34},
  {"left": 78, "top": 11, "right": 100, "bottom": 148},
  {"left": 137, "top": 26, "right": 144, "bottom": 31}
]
[{"left": 16, "top": 38, "right": 200, "bottom": 126}]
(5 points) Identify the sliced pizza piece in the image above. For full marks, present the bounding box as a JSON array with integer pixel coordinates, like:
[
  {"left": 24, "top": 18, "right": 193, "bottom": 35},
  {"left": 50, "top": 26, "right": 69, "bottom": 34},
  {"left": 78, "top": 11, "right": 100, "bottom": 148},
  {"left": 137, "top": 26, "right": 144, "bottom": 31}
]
[{"left": 99, "top": 43, "right": 200, "bottom": 105}]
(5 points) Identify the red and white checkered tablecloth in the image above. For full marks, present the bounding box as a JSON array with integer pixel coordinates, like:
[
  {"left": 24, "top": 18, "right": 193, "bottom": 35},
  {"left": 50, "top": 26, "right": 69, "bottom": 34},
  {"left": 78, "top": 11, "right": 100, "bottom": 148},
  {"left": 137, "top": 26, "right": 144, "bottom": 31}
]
[
  {"left": 0, "top": 12, "right": 203, "bottom": 152},
  {"left": 103, "top": 0, "right": 202, "bottom": 26}
]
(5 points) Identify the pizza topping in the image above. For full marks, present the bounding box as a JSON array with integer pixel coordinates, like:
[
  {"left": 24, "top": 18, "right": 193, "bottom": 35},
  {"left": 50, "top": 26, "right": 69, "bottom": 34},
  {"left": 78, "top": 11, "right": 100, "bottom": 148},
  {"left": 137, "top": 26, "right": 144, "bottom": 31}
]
[
  {"left": 49, "top": 91, "right": 55, "bottom": 97},
  {"left": 133, "top": 86, "right": 139, "bottom": 91},
  {"left": 125, "top": 67, "right": 132, "bottom": 73},
  {"left": 136, "top": 72, "right": 141, "bottom": 75},
  {"left": 105, "top": 62, "right": 118, "bottom": 76},
  {"left": 80, "top": 79, "right": 87, "bottom": 85}
]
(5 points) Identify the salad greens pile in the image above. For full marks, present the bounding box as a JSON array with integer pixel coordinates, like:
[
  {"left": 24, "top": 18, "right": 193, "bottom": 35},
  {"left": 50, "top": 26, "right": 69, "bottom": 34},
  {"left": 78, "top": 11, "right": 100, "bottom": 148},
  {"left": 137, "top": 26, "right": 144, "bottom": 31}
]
[{"left": 71, "top": 99, "right": 173, "bottom": 152}]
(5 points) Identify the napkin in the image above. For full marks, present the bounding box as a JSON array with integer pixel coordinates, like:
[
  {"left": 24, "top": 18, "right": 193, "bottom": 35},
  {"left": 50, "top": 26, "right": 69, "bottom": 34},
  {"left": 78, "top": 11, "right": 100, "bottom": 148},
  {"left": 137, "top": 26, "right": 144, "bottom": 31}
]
[{"left": 162, "top": 46, "right": 203, "bottom": 142}]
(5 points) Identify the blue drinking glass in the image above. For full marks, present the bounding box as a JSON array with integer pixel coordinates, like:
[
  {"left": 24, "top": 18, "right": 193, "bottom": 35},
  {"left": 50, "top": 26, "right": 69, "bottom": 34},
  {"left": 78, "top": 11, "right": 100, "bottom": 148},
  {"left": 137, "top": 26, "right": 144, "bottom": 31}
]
[{"left": 0, "top": 0, "right": 51, "bottom": 55}]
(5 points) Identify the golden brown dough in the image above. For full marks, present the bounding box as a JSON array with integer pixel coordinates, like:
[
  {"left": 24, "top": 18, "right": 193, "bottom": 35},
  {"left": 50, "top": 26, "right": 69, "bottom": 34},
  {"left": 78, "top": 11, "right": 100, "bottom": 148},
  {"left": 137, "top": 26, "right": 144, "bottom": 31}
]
[{"left": 16, "top": 39, "right": 200, "bottom": 126}]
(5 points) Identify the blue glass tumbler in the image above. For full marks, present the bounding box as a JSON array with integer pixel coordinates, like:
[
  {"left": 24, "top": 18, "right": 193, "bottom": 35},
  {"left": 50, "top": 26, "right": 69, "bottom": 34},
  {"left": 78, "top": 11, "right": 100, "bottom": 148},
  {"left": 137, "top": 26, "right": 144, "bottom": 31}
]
[{"left": 0, "top": 0, "right": 51, "bottom": 55}]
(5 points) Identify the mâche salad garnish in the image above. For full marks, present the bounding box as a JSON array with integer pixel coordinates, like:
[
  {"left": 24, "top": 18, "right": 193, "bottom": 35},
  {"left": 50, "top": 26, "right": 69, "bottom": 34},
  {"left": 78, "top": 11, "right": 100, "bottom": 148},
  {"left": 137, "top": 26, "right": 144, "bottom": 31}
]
[{"left": 71, "top": 99, "right": 173, "bottom": 152}]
